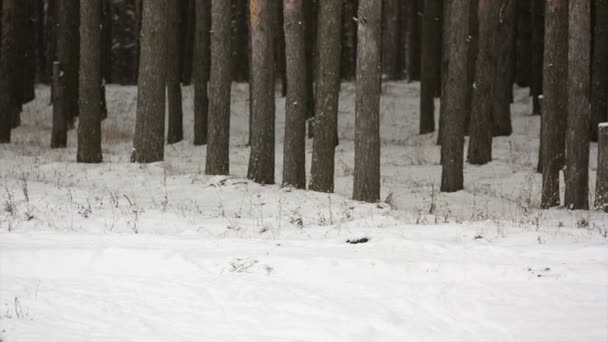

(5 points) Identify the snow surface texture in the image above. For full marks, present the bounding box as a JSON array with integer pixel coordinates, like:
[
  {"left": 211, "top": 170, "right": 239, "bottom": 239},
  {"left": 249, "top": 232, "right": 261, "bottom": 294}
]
[{"left": 0, "top": 83, "right": 607, "bottom": 341}]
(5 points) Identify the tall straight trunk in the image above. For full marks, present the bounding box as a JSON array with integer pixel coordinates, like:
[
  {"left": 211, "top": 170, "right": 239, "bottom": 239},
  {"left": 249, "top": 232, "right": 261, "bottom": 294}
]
[
  {"left": 273, "top": 1, "right": 287, "bottom": 97},
  {"left": 437, "top": 0, "right": 451, "bottom": 145},
  {"left": 407, "top": 0, "right": 421, "bottom": 81},
  {"left": 22, "top": 0, "right": 35, "bottom": 104},
  {"left": 232, "top": 0, "right": 249, "bottom": 82},
  {"left": 595, "top": 124, "right": 608, "bottom": 211},
  {"left": 464, "top": 0, "right": 478, "bottom": 134},
  {"left": 180, "top": 0, "right": 194, "bottom": 84},
  {"left": 591, "top": 0, "right": 608, "bottom": 141},
  {"left": 56, "top": 0, "right": 78, "bottom": 128},
  {"left": 193, "top": 0, "right": 210, "bottom": 145},
  {"left": 205, "top": 0, "right": 232, "bottom": 175},
  {"left": 0, "top": 0, "right": 16, "bottom": 143},
  {"left": 419, "top": 0, "right": 441, "bottom": 134},
  {"left": 282, "top": 0, "right": 307, "bottom": 189},
  {"left": 51, "top": 62, "right": 67, "bottom": 147},
  {"left": 247, "top": 0, "right": 275, "bottom": 185},
  {"left": 309, "top": 0, "right": 342, "bottom": 193},
  {"left": 34, "top": 0, "right": 47, "bottom": 83},
  {"left": 303, "top": 0, "right": 314, "bottom": 120},
  {"left": 441, "top": 0, "right": 471, "bottom": 192},
  {"left": 530, "top": 0, "right": 545, "bottom": 116},
  {"left": 541, "top": 0, "right": 568, "bottom": 208},
  {"left": 99, "top": 0, "right": 109, "bottom": 119},
  {"left": 341, "top": 0, "right": 358, "bottom": 81},
  {"left": 10, "top": 0, "right": 24, "bottom": 127},
  {"left": 353, "top": 0, "right": 382, "bottom": 202},
  {"left": 492, "top": 0, "right": 516, "bottom": 137},
  {"left": 514, "top": 0, "right": 531, "bottom": 87},
  {"left": 46, "top": 0, "right": 56, "bottom": 88},
  {"left": 131, "top": 0, "right": 168, "bottom": 163},
  {"left": 382, "top": 0, "right": 400, "bottom": 80},
  {"left": 167, "top": 0, "right": 184, "bottom": 144},
  {"left": 564, "top": 0, "right": 590, "bottom": 209},
  {"left": 468, "top": 0, "right": 501, "bottom": 165},
  {"left": 133, "top": 0, "right": 142, "bottom": 82},
  {"left": 77, "top": 0, "right": 102, "bottom": 163}
]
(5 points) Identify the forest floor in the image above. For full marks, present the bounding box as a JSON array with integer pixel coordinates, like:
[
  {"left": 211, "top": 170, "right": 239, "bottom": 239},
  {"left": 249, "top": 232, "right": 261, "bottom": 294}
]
[{"left": 0, "top": 83, "right": 607, "bottom": 341}]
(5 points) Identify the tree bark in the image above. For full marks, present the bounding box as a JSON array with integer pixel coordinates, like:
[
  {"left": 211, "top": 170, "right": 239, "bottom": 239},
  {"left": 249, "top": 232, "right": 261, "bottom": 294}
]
[
  {"left": 193, "top": 0, "right": 211, "bottom": 146},
  {"left": 468, "top": 0, "right": 501, "bottom": 165},
  {"left": 232, "top": 0, "right": 249, "bottom": 82},
  {"left": 77, "top": 0, "right": 103, "bottom": 163},
  {"left": 595, "top": 124, "right": 608, "bottom": 211},
  {"left": 309, "top": 0, "right": 342, "bottom": 193},
  {"left": 205, "top": 0, "right": 232, "bottom": 175},
  {"left": 419, "top": 0, "right": 441, "bottom": 134},
  {"left": 464, "top": 0, "right": 478, "bottom": 134},
  {"left": 51, "top": 61, "right": 67, "bottom": 148},
  {"left": 131, "top": 0, "right": 168, "bottom": 163},
  {"left": 167, "top": 0, "right": 184, "bottom": 144},
  {"left": 282, "top": 0, "right": 307, "bottom": 189},
  {"left": 541, "top": 0, "right": 568, "bottom": 208},
  {"left": 407, "top": 0, "right": 421, "bottom": 81},
  {"left": 180, "top": 0, "right": 194, "bottom": 84},
  {"left": 382, "top": 0, "right": 401, "bottom": 80},
  {"left": 353, "top": 0, "right": 382, "bottom": 202},
  {"left": 530, "top": 0, "right": 544, "bottom": 115},
  {"left": 492, "top": 0, "right": 516, "bottom": 137},
  {"left": 22, "top": 0, "right": 35, "bottom": 104},
  {"left": 341, "top": 0, "right": 358, "bottom": 81},
  {"left": 56, "top": 0, "right": 79, "bottom": 129},
  {"left": 247, "top": 0, "right": 276, "bottom": 185},
  {"left": 441, "top": 0, "right": 471, "bottom": 192},
  {"left": 564, "top": 0, "right": 591, "bottom": 209},
  {"left": 514, "top": 0, "right": 531, "bottom": 87},
  {"left": 591, "top": 0, "right": 608, "bottom": 142},
  {"left": 0, "top": 0, "right": 16, "bottom": 143}
]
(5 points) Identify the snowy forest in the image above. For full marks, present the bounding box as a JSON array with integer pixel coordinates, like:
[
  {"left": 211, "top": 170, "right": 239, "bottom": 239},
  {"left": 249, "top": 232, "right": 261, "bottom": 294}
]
[{"left": 0, "top": 0, "right": 607, "bottom": 341}]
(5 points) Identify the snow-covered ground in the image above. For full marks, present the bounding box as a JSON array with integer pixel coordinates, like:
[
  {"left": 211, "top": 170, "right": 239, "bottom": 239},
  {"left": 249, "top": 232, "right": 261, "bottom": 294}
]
[{"left": 0, "top": 83, "right": 607, "bottom": 341}]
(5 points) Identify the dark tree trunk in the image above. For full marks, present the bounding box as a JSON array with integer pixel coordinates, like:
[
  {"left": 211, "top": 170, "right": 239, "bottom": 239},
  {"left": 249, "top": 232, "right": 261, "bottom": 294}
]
[
  {"left": 205, "top": 0, "right": 232, "bottom": 175},
  {"left": 0, "top": 0, "right": 16, "bottom": 143},
  {"left": 309, "top": 0, "right": 342, "bottom": 193},
  {"left": 407, "top": 0, "right": 421, "bottom": 81},
  {"left": 467, "top": 0, "right": 502, "bottom": 165},
  {"left": 530, "top": 0, "right": 544, "bottom": 115},
  {"left": 437, "top": 0, "right": 450, "bottom": 145},
  {"left": 382, "top": 0, "right": 400, "bottom": 80},
  {"left": 34, "top": 0, "right": 47, "bottom": 83},
  {"left": 282, "top": 0, "right": 307, "bottom": 189},
  {"left": 22, "top": 0, "right": 35, "bottom": 104},
  {"left": 180, "top": 0, "right": 194, "bottom": 84},
  {"left": 51, "top": 62, "right": 67, "bottom": 147},
  {"left": 46, "top": 0, "right": 56, "bottom": 88},
  {"left": 303, "top": 0, "right": 314, "bottom": 121},
  {"left": 441, "top": 0, "right": 471, "bottom": 192},
  {"left": 167, "top": 0, "right": 184, "bottom": 144},
  {"left": 131, "top": 0, "right": 168, "bottom": 163},
  {"left": 353, "top": 0, "right": 382, "bottom": 203},
  {"left": 341, "top": 0, "right": 357, "bottom": 81},
  {"left": 10, "top": 0, "right": 24, "bottom": 127},
  {"left": 492, "top": 0, "right": 516, "bottom": 137},
  {"left": 247, "top": 0, "right": 275, "bottom": 185},
  {"left": 273, "top": 1, "right": 287, "bottom": 98},
  {"left": 541, "top": 0, "right": 568, "bottom": 208},
  {"left": 193, "top": 0, "right": 210, "bottom": 146},
  {"left": 419, "top": 0, "right": 441, "bottom": 134},
  {"left": 591, "top": 0, "right": 608, "bottom": 142},
  {"left": 595, "top": 124, "right": 608, "bottom": 211},
  {"left": 56, "top": 0, "right": 79, "bottom": 129},
  {"left": 464, "top": 0, "right": 478, "bottom": 134},
  {"left": 514, "top": 0, "right": 531, "bottom": 87},
  {"left": 564, "top": 0, "right": 591, "bottom": 209},
  {"left": 232, "top": 0, "right": 249, "bottom": 82},
  {"left": 77, "top": 0, "right": 103, "bottom": 163},
  {"left": 133, "top": 0, "right": 143, "bottom": 82}
]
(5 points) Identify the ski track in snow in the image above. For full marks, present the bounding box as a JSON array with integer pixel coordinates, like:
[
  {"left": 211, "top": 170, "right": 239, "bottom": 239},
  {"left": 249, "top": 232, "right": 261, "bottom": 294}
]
[{"left": 0, "top": 83, "right": 607, "bottom": 341}]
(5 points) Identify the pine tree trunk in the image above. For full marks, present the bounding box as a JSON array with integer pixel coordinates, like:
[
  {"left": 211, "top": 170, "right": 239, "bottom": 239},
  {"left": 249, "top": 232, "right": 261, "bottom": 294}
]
[
  {"left": 56, "top": 0, "right": 79, "bottom": 129},
  {"left": 564, "top": 0, "right": 591, "bottom": 209},
  {"left": 309, "top": 0, "right": 342, "bottom": 193},
  {"left": 530, "top": 0, "right": 545, "bottom": 116},
  {"left": 247, "top": 0, "right": 275, "bottom": 185},
  {"left": 441, "top": 0, "right": 471, "bottom": 192},
  {"left": 232, "top": 0, "right": 249, "bottom": 82},
  {"left": 514, "top": 0, "right": 531, "bottom": 87},
  {"left": 407, "top": 0, "right": 421, "bottom": 81},
  {"left": 590, "top": 0, "right": 608, "bottom": 142},
  {"left": 205, "top": 0, "right": 232, "bottom": 175},
  {"left": 22, "top": 0, "right": 35, "bottom": 104},
  {"left": 492, "top": 0, "right": 516, "bottom": 137},
  {"left": 273, "top": 1, "right": 287, "bottom": 98},
  {"left": 46, "top": 0, "right": 56, "bottom": 89},
  {"left": 595, "top": 124, "right": 608, "bottom": 211},
  {"left": 382, "top": 0, "right": 400, "bottom": 80},
  {"left": 0, "top": 0, "right": 16, "bottom": 143},
  {"left": 167, "top": 0, "right": 184, "bottom": 145},
  {"left": 464, "top": 0, "right": 478, "bottom": 134},
  {"left": 437, "top": 0, "right": 451, "bottom": 146},
  {"left": 10, "top": 0, "right": 24, "bottom": 127},
  {"left": 353, "top": 0, "right": 382, "bottom": 203},
  {"left": 341, "top": 0, "right": 358, "bottom": 81},
  {"left": 419, "top": 0, "right": 441, "bottom": 134},
  {"left": 180, "top": 0, "right": 194, "bottom": 84},
  {"left": 77, "top": 0, "right": 103, "bottom": 163},
  {"left": 131, "top": 0, "right": 168, "bottom": 163},
  {"left": 303, "top": 0, "right": 314, "bottom": 121},
  {"left": 541, "top": 0, "right": 568, "bottom": 208},
  {"left": 468, "top": 0, "right": 501, "bottom": 165},
  {"left": 282, "top": 0, "right": 307, "bottom": 189},
  {"left": 193, "top": 0, "right": 210, "bottom": 146},
  {"left": 133, "top": 0, "right": 142, "bottom": 82},
  {"left": 51, "top": 61, "right": 67, "bottom": 148}
]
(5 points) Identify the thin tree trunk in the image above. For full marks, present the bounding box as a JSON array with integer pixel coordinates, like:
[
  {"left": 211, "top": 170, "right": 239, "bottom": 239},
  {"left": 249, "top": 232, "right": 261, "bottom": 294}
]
[
  {"left": 541, "top": 0, "right": 568, "bottom": 208},
  {"left": 193, "top": 0, "right": 210, "bottom": 145},
  {"left": 56, "top": 0, "right": 78, "bottom": 129},
  {"left": 382, "top": 0, "right": 400, "bottom": 80},
  {"left": 10, "top": 0, "right": 24, "bottom": 127},
  {"left": 0, "top": 0, "right": 16, "bottom": 143},
  {"left": 419, "top": 0, "right": 441, "bottom": 134},
  {"left": 273, "top": 1, "right": 287, "bottom": 98},
  {"left": 591, "top": 0, "right": 608, "bottom": 142},
  {"left": 441, "top": 0, "right": 471, "bottom": 192},
  {"left": 309, "top": 0, "right": 342, "bottom": 193},
  {"left": 46, "top": 0, "right": 56, "bottom": 90},
  {"left": 247, "top": 0, "right": 275, "bottom": 185},
  {"left": 564, "top": 0, "right": 590, "bottom": 209},
  {"left": 22, "top": 0, "right": 35, "bottom": 104},
  {"left": 77, "top": 0, "right": 103, "bottom": 163},
  {"left": 232, "top": 0, "right": 249, "bottom": 82},
  {"left": 205, "top": 0, "right": 232, "bottom": 175},
  {"left": 341, "top": 0, "right": 357, "bottom": 81},
  {"left": 353, "top": 0, "right": 382, "bottom": 202},
  {"left": 407, "top": 0, "right": 421, "bottom": 81},
  {"left": 131, "top": 0, "right": 168, "bottom": 163},
  {"left": 51, "top": 61, "right": 67, "bottom": 147},
  {"left": 282, "top": 0, "right": 307, "bottom": 189},
  {"left": 464, "top": 0, "right": 478, "bottom": 134},
  {"left": 180, "top": 0, "right": 194, "bottom": 84},
  {"left": 514, "top": 0, "right": 531, "bottom": 87},
  {"left": 595, "top": 124, "right": 608, "bottom": 211},
  {"left": 468, "top": 0, "right": 501, "bottom": 165},
  {"left": 530, "top": 0, "right": 544, "bottom": 116},
  {"left": 167, "top": 0, "right": 184, "bottom": 144},
  {"left": 492, "top": 0, "right": 516, "bottom": 137}
]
